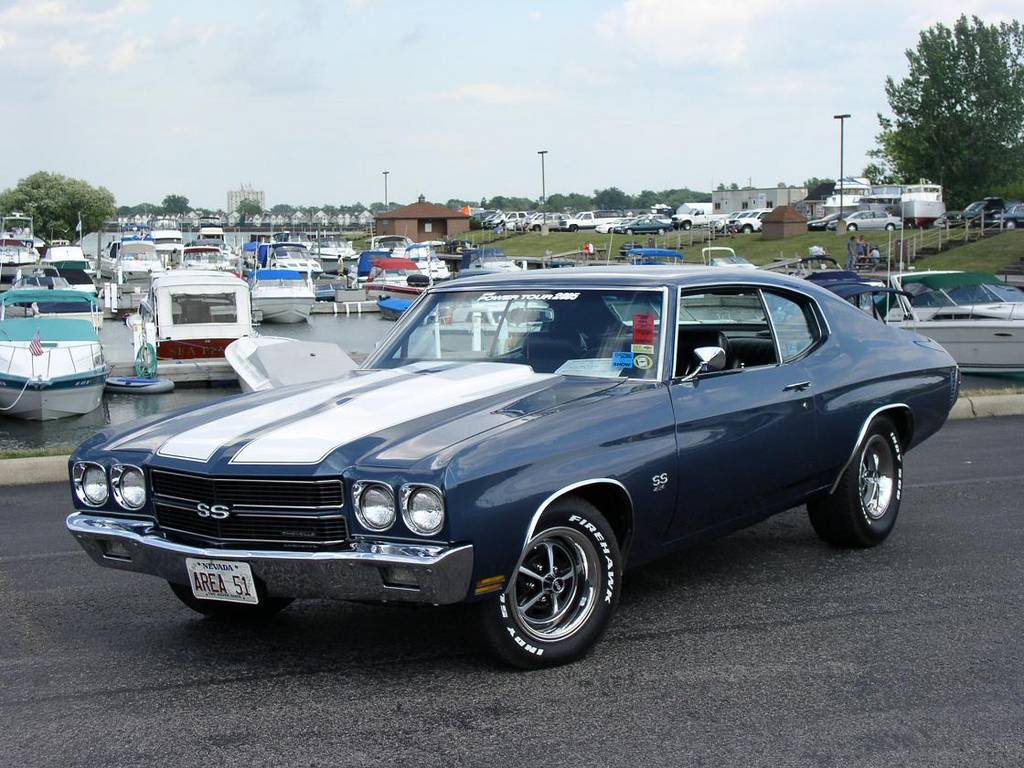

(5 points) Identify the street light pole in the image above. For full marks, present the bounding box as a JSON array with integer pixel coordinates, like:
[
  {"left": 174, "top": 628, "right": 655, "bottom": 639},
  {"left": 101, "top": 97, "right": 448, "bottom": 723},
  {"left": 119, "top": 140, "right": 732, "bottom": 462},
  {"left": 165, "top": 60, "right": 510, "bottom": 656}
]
[
  {"left": 833, "top": 114, "right": 851, "bottom": 225},
  {"left": 383, "top": 170, "right": 390, "bottom": 210},
  {"left": 537, "top": 150, "right": 548, "bottom": 207}
]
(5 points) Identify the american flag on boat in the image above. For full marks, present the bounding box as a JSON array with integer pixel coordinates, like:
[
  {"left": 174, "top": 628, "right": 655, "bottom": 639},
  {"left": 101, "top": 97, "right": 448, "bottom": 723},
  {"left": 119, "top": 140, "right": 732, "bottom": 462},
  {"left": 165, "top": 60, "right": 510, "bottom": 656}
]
[{"left": 29, "top": 329, "right": 44, "bottom": 357}]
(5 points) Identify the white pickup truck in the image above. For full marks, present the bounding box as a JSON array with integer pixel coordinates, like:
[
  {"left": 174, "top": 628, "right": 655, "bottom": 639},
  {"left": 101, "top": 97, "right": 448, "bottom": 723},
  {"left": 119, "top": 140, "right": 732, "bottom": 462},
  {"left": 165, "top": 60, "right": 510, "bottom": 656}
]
[
  {"left": 561, "top": 210, "right": 625, "bottom": 232},
  {"left": 672, "top": 203, "right": 727, "bottom": 231}
]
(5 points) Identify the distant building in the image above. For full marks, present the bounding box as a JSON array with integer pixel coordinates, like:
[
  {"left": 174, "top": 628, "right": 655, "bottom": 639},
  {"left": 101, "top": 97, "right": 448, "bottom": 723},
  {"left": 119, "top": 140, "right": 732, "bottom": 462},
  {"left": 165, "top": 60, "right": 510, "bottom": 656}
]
[
  {"left": 712, "top": 186, "right": 807, "bottom": 214},
  {"left": 795, "top": 182, "right": 836, "bottom": 220},
  {"left": 374, "top": 196, "right": 470, "bottom": 241},
  {"left": 227, "top": 184, "right": 266, "bottom": 215}
]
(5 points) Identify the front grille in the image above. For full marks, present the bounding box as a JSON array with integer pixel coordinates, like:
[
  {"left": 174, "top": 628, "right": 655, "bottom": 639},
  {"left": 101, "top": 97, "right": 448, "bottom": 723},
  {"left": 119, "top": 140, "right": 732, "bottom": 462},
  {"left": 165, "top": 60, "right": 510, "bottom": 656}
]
[
  {"left": 151, "top": 469, "right": 344, "bottom": 509},
  {"left": 154, "top": 501, "right": 349, "bottom": 547}
]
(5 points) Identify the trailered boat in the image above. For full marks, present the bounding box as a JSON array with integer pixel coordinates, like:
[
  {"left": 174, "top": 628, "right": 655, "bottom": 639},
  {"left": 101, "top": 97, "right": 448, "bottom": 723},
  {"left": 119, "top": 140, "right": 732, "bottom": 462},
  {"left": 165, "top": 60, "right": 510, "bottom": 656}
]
[
  {"left": 249, "top": 268, "right": 315, "bottom": 324},
  {"left": 0, "top": 316, "right": 106, "bottom": 420},
  {"left": 128, "top": 270, "right": 254, "bottom": 360}
]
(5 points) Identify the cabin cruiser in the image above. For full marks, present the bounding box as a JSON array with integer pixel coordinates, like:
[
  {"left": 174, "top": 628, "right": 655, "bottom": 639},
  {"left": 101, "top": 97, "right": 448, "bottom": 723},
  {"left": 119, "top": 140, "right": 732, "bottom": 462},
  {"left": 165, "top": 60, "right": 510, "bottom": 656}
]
[
  {"left": 151, "top": 219, "right": 185, "bottom": 266},
  {"left": 458, "top": 248, "right": 524, "bottom": 274},
  {"left": 250, "top": 268, "right": 315, "bottom": 323},
  {"left": 363, "top": 257, "right": 427, "bottom": 299},
  {"left": 405, "top": 242, "right": 451, "bottom": 281},
  {"left": 369, "top": 235, "right": 412, "bottom": 255},
  {"left": 100, "top": 240, "right": 165, "bottom": 283},
  {"left": 225, "top": 336, "right": 356, "bottom": 392},
  {"left": 1, "top": 285, "right": 102, "bottom": 331},
  {"left": 42, "top": 242, "right": 92, "bottom": 273},
  {"left": 181, "top": 244, "right": 234, "bottom": 272},
  {"left": 128, "top": 270, "right": 254, "bottom": 361},
  {"left": 0, "top": 213, "right": 40, "bottom": 274},
  {"left": 901, "top": 184, "right": 945, "bottom": 228},
  {"left": 823, "top": 177, "right": 873, "bottom": 216},
  {"left": 0, "top": 317, "right": 106, "bottom": 420},
  {"left": 256, "top": 243, "right": 323, "bottom": 278}
]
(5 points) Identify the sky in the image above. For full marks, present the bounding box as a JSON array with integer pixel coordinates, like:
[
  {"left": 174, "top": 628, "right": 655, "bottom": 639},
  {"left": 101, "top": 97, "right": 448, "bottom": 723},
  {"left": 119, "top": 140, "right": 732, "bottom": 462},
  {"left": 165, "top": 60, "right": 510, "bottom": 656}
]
[{"left": 1, "top": 0, "right": 1020, "bottom": 209}]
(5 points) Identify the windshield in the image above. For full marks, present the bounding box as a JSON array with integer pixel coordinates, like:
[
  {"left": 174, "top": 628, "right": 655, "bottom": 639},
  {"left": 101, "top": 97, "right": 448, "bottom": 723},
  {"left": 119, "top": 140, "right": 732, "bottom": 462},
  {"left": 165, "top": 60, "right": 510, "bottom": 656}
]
[
  {"left": 986, "top": 282, "right": 1024, "bottom": 302},
  {"left": 368, "top": 288, "right": 664, "bottom": 379}
]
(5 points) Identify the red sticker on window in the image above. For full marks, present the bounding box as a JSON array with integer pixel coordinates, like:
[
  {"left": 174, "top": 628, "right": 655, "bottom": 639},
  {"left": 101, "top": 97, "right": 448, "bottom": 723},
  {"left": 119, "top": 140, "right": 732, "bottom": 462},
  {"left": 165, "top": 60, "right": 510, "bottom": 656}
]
[{"left": 633, "top": 313, "right": 655, "bottom": 345}]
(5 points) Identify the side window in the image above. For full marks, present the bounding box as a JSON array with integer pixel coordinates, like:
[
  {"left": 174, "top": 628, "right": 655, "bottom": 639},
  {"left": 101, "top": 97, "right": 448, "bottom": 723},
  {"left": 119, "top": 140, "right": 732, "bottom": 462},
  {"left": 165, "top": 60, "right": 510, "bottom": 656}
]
[
  {"left": 762, "top": 291, "right": 821, "bottom": 362},
  {"left": 675, "top": 288, "right": 779, "bottom": 377}
]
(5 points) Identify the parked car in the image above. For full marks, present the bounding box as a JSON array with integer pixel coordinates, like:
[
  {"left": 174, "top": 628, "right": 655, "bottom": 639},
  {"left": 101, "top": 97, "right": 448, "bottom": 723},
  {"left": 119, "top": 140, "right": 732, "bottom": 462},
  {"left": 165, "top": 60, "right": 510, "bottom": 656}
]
[
  {"left": 528, "top": 212, "right": 565, "bottom": 231},
  {"left": 808, "top": 212, "right": 842, "bottom": 231},
  {"left": 1003, "top": 202, "right": 1024, "bottom": 229},
  {"left": 960, "top": 197, "right": 1007, "bottom": 227},
  {"left": 728, "top": 209, "right": 770, "bottom": 234},
  {"left": 65, "top": 266, "right": 958, "bottom": 668},
  {"left": 595, "top": 218, "right": 628, "bottom": 234},
  {"left": 827, "top": 211, "right": 901, "bottom": 232},
  {"left": 504, "top": 211, "right": 531, "bottom": 231},
  {"left": 613, "top": 215, "right": 672, "bottom": 234},
  {"left": 672, "top": 204, "right": 716, "bottom": 230},
  {"left": 563, "top": 210, "right": 626, "bottom": 232}
]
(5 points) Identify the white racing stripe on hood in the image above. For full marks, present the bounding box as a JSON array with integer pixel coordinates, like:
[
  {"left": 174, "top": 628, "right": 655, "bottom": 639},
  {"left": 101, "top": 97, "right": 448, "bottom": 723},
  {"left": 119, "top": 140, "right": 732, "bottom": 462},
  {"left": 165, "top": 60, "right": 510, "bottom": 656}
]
[
  {"left": 156, "top": 369, "right": 409, "bottom": 462},
  {"left": 230, "top": 363, "right": 553, "bottom": 465}
]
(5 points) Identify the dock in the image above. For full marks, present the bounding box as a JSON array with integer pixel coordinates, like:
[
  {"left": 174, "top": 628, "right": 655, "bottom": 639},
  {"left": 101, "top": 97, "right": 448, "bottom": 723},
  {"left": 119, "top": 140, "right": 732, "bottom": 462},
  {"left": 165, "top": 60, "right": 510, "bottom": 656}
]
[{"left": 108, "top": 358, "right": 237, "bottom": 386}]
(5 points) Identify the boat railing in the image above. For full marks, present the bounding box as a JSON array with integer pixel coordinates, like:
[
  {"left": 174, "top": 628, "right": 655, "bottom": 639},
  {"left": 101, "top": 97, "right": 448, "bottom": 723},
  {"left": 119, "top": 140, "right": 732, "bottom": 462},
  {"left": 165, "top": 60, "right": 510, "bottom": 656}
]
[{"left": 0, "top": 342, "right": 104, "bottom": 380}]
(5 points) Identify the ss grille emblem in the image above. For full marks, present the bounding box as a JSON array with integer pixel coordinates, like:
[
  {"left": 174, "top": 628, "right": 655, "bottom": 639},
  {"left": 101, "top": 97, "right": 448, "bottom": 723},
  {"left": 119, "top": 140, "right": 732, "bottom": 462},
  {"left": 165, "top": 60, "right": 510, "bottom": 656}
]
[{"left": 196, "top": 503, "right": 230, "bottom": 519}]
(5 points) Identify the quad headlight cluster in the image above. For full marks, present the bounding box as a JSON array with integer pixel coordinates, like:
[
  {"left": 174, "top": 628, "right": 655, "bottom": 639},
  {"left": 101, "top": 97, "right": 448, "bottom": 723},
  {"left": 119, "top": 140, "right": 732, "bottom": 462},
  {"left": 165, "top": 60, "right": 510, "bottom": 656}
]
[
  {"left": 72, "top": 462, "right": 147, "bottom": 511},
  {"left": 352, "top": 481, "right": 445, "bottom": 537}
]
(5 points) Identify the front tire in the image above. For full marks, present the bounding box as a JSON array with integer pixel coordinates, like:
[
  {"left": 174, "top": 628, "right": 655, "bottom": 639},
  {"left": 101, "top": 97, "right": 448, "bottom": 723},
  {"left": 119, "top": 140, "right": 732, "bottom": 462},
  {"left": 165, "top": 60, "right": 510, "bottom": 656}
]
[
  {"left": 808, "top": 416, "right": 903, "bottom": 547},
  {"left": 478, "top": 497, "right": 621, "bottom": 669},
  {"left": 847, "top": 223, "right": 858, "bottom": 232},
  {"left": 741, "top": 225, "right": 753, "bottom": 234},
  {"left": 1007, "top": 220, "right": 1017, "bottom": 229},
  {"left": 168, "top": 581, "right": 294, "bottom": 621}
]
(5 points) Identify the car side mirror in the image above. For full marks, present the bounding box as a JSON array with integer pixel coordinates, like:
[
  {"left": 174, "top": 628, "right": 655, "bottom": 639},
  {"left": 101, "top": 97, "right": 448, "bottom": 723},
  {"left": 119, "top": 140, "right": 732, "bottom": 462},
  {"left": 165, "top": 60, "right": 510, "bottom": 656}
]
[{"left": 693, "top": 346, "right": 726, "bottom": 374}]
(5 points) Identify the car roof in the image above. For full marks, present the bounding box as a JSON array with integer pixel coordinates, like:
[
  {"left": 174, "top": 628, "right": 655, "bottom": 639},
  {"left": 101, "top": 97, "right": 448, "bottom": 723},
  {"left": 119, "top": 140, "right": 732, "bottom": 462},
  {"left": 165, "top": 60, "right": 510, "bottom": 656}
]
[{"left": 434, "top": 265, "right": 833, "bottom": 294}]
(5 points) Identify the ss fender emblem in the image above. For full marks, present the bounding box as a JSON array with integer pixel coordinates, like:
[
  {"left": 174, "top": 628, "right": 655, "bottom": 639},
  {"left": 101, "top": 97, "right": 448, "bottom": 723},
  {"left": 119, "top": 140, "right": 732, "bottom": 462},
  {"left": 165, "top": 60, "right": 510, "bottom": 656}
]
[
  {"left": 652, "top": 473, "right": 669, "bottom": 492},
  {"left": 196, "top": 503, "right": 230, "bottom": 519}
]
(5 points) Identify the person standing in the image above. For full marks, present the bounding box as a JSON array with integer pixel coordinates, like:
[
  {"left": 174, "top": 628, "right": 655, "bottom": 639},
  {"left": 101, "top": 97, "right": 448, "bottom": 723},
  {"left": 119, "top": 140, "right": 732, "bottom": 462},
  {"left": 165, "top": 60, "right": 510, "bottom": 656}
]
[{"left": 845, "top": 236, "right": 857, "bottom": 270}]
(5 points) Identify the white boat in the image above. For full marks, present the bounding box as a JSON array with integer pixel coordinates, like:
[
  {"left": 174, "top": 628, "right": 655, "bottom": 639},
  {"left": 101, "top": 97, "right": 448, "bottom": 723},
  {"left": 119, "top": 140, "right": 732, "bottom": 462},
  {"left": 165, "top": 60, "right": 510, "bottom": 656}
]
[
  {"left": 701, "top": 246, "right": 757, "bottom": 269},
  {"left": 1, "top": 285, "right": 103, "bottom": 331},
  {"left": 267, "top": 243, "right": 324, "bottom": 277},
  {"left": 250, "top": 268, "right": 315, "bottom": 324},
  {"left": 363, "top": 257, "right": 427, "bottom": 299},
  {"left": 883, "top": 271, "right": 1024, "bottom": 374},
  {"left": 151, "top": 219, "right": 184, "bottom": 266},
  {"left": 128, "top": 270, "right": 254, "bottom": 361},
  {"left": 823, "top": 177, "right": 873, "bottom": 216},
  {"left": 369, "top": 235, "right": 413, "bottom": 255},
  {"left": 0, "top": 317, "right": 106, "bottom": 420},
  {"left": 405, "top": 242, "right": 451, "bottom": 281},
  {"left": 900, "top": 184, "right": 945, "bottom": 228},
  {"left": 42, "top": 242, "right": 92, "bottom": 273},
  {"left": 181, "top": 244, "right": 234, "bottom": 272},
  {"left": 226, "top": 336, "right": 356, "bottom": 392},
  {"left": 0, "top": 212, "right": 40, "bottom": 273},
  {"left": 100, "top": 240, "right": 165, "bottom": 283}
]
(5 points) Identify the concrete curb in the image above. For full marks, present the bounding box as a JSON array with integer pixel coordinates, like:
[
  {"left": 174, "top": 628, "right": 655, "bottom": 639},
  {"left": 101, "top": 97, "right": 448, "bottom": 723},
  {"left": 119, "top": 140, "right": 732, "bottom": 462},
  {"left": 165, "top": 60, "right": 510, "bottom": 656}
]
[
  {"left": 0, "top": 394, "right": 1021, "bottom": 487},
  {"left": 0, "top": 455, "right": 69, "bottom": 487}
]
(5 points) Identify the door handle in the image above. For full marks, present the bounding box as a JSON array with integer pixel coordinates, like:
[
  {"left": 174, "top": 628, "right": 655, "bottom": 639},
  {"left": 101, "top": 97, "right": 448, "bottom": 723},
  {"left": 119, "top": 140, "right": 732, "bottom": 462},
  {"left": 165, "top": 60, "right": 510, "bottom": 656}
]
[{"left": 783, "top": 381, "right": 812, "bottom": 392}]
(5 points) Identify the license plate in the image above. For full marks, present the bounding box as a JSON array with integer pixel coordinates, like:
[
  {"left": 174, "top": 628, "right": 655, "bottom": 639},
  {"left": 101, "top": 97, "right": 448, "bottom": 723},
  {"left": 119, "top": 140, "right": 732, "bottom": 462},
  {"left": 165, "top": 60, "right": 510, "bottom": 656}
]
[{"left": 185, "top": 558, "right": 259, "bottom": 605}]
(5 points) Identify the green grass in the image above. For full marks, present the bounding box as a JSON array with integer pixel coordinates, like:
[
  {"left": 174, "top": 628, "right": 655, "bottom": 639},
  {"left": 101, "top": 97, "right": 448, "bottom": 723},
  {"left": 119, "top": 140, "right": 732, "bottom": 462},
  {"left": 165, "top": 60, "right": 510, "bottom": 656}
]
[{"left": 0, "top": 446, "right": 73, "bottom": 460}]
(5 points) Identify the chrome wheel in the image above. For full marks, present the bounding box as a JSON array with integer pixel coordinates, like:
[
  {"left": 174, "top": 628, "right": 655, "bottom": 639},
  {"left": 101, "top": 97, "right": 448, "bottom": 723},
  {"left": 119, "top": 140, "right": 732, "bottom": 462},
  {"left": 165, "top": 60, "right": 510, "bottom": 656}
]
[
  {"left": 859, "top": 434, "right": 895, "bottom": 520},
  {"left": 510, "top": 526, "right": 599, "bottom": 642}
]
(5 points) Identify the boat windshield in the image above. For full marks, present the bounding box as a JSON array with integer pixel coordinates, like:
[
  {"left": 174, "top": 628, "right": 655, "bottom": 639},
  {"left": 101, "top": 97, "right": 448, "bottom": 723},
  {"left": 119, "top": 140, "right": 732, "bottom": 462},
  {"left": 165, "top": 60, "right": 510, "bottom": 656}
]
[
  {"left": 985, "top": 283, "right": 1024, "bottom": 302},
  {"left": 368, "top": 288, "right": 664, "bottom": 379},
  {"left": 170, "top": 292, "right": 238, "bottom": 325}
]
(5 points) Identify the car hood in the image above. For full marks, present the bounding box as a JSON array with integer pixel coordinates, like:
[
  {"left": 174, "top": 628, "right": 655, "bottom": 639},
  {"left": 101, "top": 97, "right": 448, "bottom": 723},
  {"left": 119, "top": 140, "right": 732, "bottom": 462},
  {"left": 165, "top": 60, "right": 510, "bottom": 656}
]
[{"left": 101, "top": 362, "right": 621, "bottom": 472}]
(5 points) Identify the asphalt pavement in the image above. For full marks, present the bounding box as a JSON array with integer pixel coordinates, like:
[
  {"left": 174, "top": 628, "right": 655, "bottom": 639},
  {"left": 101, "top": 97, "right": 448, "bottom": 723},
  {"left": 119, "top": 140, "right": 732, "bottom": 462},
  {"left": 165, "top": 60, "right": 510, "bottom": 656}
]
[{"left": 2, "top": 417, "right": 1023, "bottom": 767}]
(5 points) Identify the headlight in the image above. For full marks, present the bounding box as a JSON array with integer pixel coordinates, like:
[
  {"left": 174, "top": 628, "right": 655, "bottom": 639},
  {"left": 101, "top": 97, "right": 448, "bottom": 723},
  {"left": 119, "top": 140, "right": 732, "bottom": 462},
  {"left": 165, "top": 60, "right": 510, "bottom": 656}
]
[
  {"left": 352, "top": 481, "right": 396, "bottom": 531},
  {"left": 111, "top": 464, "right": 146, "bottom": 510},
  {"left": 73, "top": 462, "right": 108, "bottom": 506},
  {"left": 400, "top": 484, "right": 445, "bottom": 536}
]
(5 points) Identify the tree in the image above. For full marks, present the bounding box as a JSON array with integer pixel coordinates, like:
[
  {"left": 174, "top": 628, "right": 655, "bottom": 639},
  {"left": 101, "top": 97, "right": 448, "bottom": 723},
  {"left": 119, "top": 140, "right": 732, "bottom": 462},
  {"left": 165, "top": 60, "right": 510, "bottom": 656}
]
[
  {"left": 161, "top": 194, "right": 190, "bottom": 215},
  {"left": 728, "top": 182, "right": 739, "bottom": 191},
  {"left": 236, "top": 199, "right": 262, "bottom": 224},
  {"left": 803, "top": 177, "right": 834, "bottom": 191},
  {"left": 871, "top": 14, "right": 1024, "bottom": 208},
  {"left": 592, "top": 187, "right": 631, "bottom": 210},
  {"left": 0, "top": 171, "right": 115, "bottom": 239}
]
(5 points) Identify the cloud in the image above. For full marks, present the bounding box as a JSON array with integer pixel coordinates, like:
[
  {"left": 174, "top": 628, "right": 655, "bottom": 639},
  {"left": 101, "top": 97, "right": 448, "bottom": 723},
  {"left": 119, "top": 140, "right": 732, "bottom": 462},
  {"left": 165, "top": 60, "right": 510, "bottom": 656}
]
[
  {"left": 50, "top": 41, "right": 92, "bottom": 68},
  {"left": 437, "top": 82, "right": 556, "bottom": 107},
  {"left": 109, "top": 37, "right": 152, "bottom": 71}
]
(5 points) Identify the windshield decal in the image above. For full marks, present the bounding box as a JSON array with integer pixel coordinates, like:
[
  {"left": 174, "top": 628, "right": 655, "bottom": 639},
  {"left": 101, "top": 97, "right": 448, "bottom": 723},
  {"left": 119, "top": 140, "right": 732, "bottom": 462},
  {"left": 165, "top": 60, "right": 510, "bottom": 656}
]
[{"left": 478, "top": 292, "right": 580, "bottom": 302}]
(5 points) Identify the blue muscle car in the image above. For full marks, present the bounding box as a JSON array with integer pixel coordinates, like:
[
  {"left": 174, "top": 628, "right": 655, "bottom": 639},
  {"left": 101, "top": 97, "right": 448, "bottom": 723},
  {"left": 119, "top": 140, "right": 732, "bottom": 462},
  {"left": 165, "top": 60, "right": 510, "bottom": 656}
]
[{"left": 66, "top": 267, "right": 958, "bottom": 668}]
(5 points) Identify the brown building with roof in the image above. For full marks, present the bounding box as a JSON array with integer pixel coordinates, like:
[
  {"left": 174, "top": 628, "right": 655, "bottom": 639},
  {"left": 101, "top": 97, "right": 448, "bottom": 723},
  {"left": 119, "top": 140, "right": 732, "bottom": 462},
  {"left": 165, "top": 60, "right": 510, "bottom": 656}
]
[
  {"left": 374, "top": 196, "right": 470, "bottom": 242},
  {"left": 761, "top": 206, "right": 807, "bottom": 240}
]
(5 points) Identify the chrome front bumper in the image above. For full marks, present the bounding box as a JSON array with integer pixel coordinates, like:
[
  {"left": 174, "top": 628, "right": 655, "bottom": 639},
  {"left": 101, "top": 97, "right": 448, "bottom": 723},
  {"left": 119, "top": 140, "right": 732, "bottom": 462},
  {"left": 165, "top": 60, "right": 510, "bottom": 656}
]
[{"left": 67, "top": 513, "right": 474, "bottom": 605}]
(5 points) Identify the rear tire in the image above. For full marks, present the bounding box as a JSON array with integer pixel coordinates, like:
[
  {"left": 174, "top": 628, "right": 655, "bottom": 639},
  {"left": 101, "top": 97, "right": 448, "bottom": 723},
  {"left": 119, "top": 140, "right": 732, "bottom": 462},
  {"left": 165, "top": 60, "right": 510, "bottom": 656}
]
[
  {"left": 1007, "top": 220, "right": 1018, "bottom": 229},
  {"left": 741, "top": 225, "right": 753, "bottom": 234},
  {"left": 808, "top": 416, "right": 903, "bottom": 548},
  {"left": 885, "top": 223, "right": 896, "bottom": 231},
  {"left": 168, "top": 581, "right": 293, "bottom": 621},
  {"left": 847, "top": 223, "right": 858, "bottom": 232},
  {"left": 682, "top": 221, "right": 692, "bottom": 231},
  {"left": 478, "top": 497, "right": 621, "bottom": 669}
]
